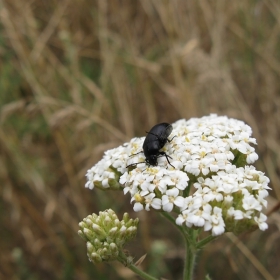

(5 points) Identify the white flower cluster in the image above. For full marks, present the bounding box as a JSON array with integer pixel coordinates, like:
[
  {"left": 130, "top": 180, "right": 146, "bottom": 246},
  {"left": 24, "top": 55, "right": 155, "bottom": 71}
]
[
  {"left": 85, "top": 114, "right": 270, "bottom": 236},
  {"left": 176, "top": 165, "right": 270, "bottom": 235},
  {"left": 85, "top": 145, "right": 129, "bottom": 190},
  {"left": 120, "top": 167, "right": 189, "bottom": 213}
]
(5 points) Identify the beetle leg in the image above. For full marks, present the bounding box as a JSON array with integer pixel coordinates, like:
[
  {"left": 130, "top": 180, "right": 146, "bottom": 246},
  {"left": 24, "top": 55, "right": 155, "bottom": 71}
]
[
  {"left": 158, "top": 152, "right": 175, "bottom": 168},
  {"left": 167, "top": 135, "right": 177, "bottom": 142}
]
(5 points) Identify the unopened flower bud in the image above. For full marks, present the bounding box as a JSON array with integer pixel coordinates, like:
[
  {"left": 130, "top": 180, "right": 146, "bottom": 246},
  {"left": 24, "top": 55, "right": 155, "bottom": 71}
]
[
  {"left": 83, "top": 228, "right": 95, "bottom": 241},
  {"left": 90, "top": 252, "right": 102, "bottom": 263},
  {"left": 92, "top": 223, "right": 105, "bottom": 237},
  {"left": 78, "top": 209, "right": 138, "bottom": 263},
  {"left": 77, "top": 230, "right": 87, "bottom": 241}
]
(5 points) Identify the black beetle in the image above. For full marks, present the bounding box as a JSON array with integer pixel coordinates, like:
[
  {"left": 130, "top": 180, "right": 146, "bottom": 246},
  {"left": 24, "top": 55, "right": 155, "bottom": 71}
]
[{"left": 127, "top": 123, "right": 175, "bottom": 168}]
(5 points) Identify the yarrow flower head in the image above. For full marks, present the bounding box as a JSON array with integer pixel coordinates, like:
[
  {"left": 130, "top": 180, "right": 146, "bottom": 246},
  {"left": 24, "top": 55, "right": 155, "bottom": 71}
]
[
  {"left": 85, "top": 115, "right": 271, "bottom": 236},
  {"left": 78, "top": 209, "right": 138, "bottom": 263}
]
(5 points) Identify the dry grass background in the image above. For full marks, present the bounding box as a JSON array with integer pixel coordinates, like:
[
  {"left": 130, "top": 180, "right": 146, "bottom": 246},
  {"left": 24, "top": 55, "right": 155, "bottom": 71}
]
[{"left": 0, "top": 0, "right": 280, "bottom": 279}]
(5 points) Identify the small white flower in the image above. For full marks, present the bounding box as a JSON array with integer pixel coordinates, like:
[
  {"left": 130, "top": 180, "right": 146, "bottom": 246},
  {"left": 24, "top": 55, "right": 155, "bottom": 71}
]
[
  {"left": 166, "top": 170, "right": 189, "bottom": 190},
  {"left": 174, "top": 196, "right": 186, "bottom": 208},
  {"left": 204, "top": 207, "right": 225, "bottom": 236},
  {"left": 246, "top": 151, "right": 259, "bottom": 164},
  {"left": 85, "top": 180, "right": 94, "bottom": 190},
  {"left": 223, "top": 195, "right": 233, "bottom": 206},
  {"left": 203, "top": 178, "right": 223, "bottom": 202},
  {"left": 242, "top": 195, "right": 262, "bottom": 211},
  {"left": 254, "top": 213, "right": 268, "bottom": 231},
  {"left": 133, "top": 202, "right": 144, "bottom": 212},
  {"left": 227, "top": 207, "right": 244, "bottom": 220},
  {"left": 102, "top": 178, "right": 110, "bottom": 188},
  {"left": 193, "top": 184, "right": 209, "bottom": 197},
  {"left": 200, "top": 157, "right": 214, "bottom": 175},
  {"left": 186, "top": 204, "right": 212, "bottom": 227},
  {"left": 216, "top": 172, "right": 239, "bottom": 194},
  {"left": 162, "top": 188, "right": 180, "bottom": 212},
  {"left": 121, "top": 171, "right": 139, "bottom": 195},
  {"left": 176, "top": 209, "right": 193, "bottom": 228},
  {"left": 184, "top": 160, "right": 200, "bottom": 176},
  {"left": 256, "top": 191, "right": 268, "bottom": 208},
  {"left": 243, "top": 210, "right": 254, "bottom": 219},
  {"left": 144, "top": 193, "right": 162, "bottom": 211},
  {"left": 179, "top": 196, "right": 203, "bottom": 211},
  {"left": 155, "top": 172, "right": 173, "bottom": 193}
]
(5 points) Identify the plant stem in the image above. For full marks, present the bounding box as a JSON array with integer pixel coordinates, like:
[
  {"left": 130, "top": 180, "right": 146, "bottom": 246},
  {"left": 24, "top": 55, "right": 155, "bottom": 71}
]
[
  {"left": 117, "top": 251, "right": 158, "bottom": 280},
  {"left": 196, "top": 235, "right": 216, "bottom": 249},
  {"left": 160, "top": 211, "right": 185, "bottom": 235},
  {"left": 183, "top": 232, "right": 196, "bottom": 280},
  {"left": 161, "top": 212, "right": 197, "bottom": 279}
]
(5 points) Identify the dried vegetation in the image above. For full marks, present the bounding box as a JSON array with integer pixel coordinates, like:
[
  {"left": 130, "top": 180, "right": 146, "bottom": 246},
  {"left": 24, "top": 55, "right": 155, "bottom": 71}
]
[{"left": 0, "top": 0, "right": 280, "bottom": 279}]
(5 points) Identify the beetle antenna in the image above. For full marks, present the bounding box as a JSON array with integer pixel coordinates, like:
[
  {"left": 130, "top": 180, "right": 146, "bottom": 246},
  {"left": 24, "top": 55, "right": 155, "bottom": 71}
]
[
  {"left": 126, "top": 162, "right": 146, "bottom": 169},
  {"left": 129, "top": 151, "right": 143, "bottom": 158}
]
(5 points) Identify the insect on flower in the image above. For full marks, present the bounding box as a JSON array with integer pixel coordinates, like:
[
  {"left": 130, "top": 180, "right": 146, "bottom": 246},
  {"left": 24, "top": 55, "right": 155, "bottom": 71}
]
[{"left": 127, "top": 123, "right": 175, "bottom": 169}]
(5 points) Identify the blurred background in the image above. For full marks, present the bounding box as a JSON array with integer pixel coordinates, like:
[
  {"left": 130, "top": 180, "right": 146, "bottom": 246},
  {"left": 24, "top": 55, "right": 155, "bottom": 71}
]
[{"left": 0, "top": 0, "right": 280, "bottom": 279}]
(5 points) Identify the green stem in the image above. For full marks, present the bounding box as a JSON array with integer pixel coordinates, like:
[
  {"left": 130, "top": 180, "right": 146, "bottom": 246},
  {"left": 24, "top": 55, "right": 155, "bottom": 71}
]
[
  {"left": 196, "top": 235, "right": 216, "bottom": 249},
  {"left": 183, "top": 230, "right": 197, "bottom": 280},
  {"left": 183, "top": 179, "right": 193, "bottom": 197},
  {"left": 161, "top": 212, "right": 197, "bottom": 280},
  {"left": 160, "top": 212, "right": 185, "bottom": 236},
  {"left": 117, "top": 251, "right": 158, "bottom": 280}
]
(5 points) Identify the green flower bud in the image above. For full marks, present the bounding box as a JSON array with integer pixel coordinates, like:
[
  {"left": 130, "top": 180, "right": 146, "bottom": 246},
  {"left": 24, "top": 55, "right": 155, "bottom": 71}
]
[
  {"left": 85, "top": 218, "right": 93, "bottom": 226},
  {"left": 83, "top": 228, "right": 95, "bottom": 241},
  {"left": 77, "top": 230, "right": 87, "bottom": 241},
  {"left": 78, "top": 209, "right": 138, "bottom": 263},
  {"left": 90, "top": 252, "right": 102, "bottom": 263},
  {"left": 103, "top": 216, "right": 112, "bottom": 228},
  {"left": 122, "top": 213, "right": 130, "bottom": 223},
  {"left": 78, "top": 221, "right": 87, "bottom": 228},
  {"left": 92, "top": 223, "right": 106, "bottom": 238},
  {"left": 108, "top": 227, "right": 118, "bottom": 238},
  {"left": 86, "top": 241, "right": 94, "bottom": 253},
  {"left": 93, "top": 238, "right": 102, "bottom": 248}
]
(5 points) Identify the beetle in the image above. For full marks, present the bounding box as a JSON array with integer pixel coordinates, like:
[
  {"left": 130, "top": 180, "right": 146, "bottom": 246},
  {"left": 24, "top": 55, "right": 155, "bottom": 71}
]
[{"left": 127, "top": 122, "right": 175, "bottom": 169}]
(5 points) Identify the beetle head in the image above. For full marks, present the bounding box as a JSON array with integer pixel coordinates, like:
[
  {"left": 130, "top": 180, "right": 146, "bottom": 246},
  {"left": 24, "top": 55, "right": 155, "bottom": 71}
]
[{"left": 146, "top": 155, "right": 158, "bottom": 166}]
